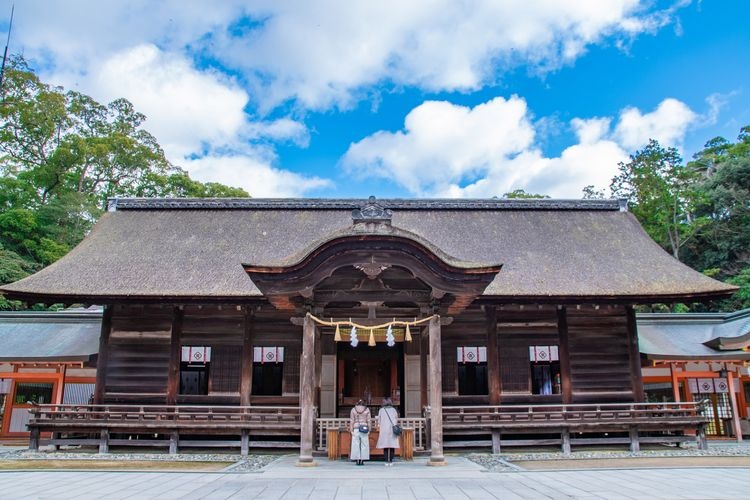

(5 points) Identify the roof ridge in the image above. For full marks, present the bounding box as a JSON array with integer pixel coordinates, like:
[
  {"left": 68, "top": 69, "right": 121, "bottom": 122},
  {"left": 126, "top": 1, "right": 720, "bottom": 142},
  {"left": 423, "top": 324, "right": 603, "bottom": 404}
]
[{"left": 108, "top": 197, "right": 627, "bottom": 212}]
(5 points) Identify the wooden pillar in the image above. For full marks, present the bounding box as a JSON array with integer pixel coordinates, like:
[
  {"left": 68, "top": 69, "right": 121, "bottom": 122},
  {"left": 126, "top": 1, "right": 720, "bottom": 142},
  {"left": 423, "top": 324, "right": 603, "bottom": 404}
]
[
  {"left": 625, "top": 306, "right": 645, "bottom": 402},
  {"left": 99, "top": 429, "right": 109, "bottom": 454},
  {"left": 240, "top": 308, "right": 254, "bottom": 406},
  {"left": 420, "top": 329, "right": 428, "bottom": 410},
  {"left": 557, "top": 307, "right": 573, "bottom": 405},
  {"left": 697, "top": 424, "right": 708, "bottom": 450},
  {"left": 726, "top": 371, "right": 743, "bottom": 442},
  {"left": 29, "top": 426, "right": 40, "bottom": 451},
  {"left": 739, "top": 377, "right": 748, "bottom": 419},
  {"left": 561, "top": 428, "right": 571, "bottom": 455},
  {"left": 486, "top": 306, "right": 502, "bottom": 453},
  {"left": 93, "top": 305, "right": 113, "bottom": 405},
  {"left": 169, "top": 430, "right": 179, "bottom": 455},
  {"left": 670, "top": 363, "right": 681, "bottom": 402},
  {"left": 486, "top": 306, "right": 500, "bottom": 405},
  {"left": 491, "top": 430, "right": 502, "bottom": 454},
  {"left": 315, "top": 323, "right": 322, "bottom": 411},
  {"left": 241, "top": 429, "right": 250, "bottom": 456},
  {"left": 166, "top": 307, "right": 183, "bottom": 405},
  {"left": 629, "top": 426, "right": 640, "bottom": 452},
  {"left": 427, "top": 316, "right": 446, "bottom": 466},
  {"left": 297, "top": 315, "right": 317, "bottom": 466},
  {"left": 54, "top": 364, "right": 67, "bottom": 405}
]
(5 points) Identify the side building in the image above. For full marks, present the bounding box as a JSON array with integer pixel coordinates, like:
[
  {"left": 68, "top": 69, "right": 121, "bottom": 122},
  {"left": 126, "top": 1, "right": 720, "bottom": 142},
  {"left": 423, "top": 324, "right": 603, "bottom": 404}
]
[
  {"left": 0, "top": 309, "right": 100, "bottom": 440},
  {"left": 640, "top": 308, "right": 750, "bottom": 440},
  {"left": 0, "top": 197, "right": 736, "bottom": 460}
]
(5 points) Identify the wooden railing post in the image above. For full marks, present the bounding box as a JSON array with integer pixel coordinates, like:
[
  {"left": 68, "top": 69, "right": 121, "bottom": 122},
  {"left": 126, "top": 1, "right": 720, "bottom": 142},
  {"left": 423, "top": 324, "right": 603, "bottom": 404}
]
[
  {"left": 169, "top": 430, "right": 179, "bottom": 455},
  {"left": 99, "top": 429, "right": 109, "bottom": 454},
  {"left": 561, "top": 428, "right": 571, "bottom": 455},
  {"left": 29, "top": 426, "right": 40, "bottom": 451},
  {"left": 629, "top": 426, "right": 640, "bottom": 452}
]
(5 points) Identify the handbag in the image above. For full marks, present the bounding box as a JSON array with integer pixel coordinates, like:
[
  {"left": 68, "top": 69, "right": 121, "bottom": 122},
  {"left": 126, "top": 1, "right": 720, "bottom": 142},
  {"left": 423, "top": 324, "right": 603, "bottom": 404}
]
[
  {"left": 358, "top": 424, "right": 369, "bottom": 434},
  {"left": 384, "top": 408, "right": 402, "bottom": 436}
]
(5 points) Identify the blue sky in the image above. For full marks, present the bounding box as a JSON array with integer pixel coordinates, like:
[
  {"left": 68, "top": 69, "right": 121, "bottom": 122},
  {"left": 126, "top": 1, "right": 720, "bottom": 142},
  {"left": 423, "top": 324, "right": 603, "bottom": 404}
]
[{"left": 2, "top": 1, "right": 748, "bottom": 198}]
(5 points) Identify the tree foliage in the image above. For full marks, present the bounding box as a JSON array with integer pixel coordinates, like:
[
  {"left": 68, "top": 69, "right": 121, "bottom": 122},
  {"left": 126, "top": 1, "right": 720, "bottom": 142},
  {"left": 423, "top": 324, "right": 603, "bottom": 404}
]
[
  {"left": 0, "top": 57, "right": 248, "bottom": 309},
  {"left": 610, "top": 140, "right": 707, "bottom": 260},
  {"left": 605, "top": 129, "right": 750, "bottom": 311},
  {"left": 502, "top": 189, "right": 549, "bottom": 199}
]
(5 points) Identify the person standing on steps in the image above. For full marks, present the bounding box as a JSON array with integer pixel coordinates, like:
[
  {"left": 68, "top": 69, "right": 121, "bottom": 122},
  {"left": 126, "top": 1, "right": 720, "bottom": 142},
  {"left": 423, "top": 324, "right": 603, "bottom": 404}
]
[
  {"left": 376, "top": 397, "right": 400, "bottom": 466},
  {"left": 350, "top": 399, "right": 371, "bottom": 466}
]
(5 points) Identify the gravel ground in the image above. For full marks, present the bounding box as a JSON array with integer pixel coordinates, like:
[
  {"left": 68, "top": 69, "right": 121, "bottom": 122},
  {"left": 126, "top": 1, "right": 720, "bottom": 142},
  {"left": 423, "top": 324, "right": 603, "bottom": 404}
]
[
  {"left": 0, "top": 448, "right": 280, "bottom": 472},
  {"left": 465, "top": 444, "right": 750, "bottom": 472}
]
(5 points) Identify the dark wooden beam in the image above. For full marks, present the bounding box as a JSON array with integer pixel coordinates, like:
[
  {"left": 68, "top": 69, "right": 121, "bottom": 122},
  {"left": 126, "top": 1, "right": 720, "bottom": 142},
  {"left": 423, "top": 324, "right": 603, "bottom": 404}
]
[
  {"left": 240, "top": 308, "right": 254, "bottom": 406},
  {"left": 420, "top": 329, "right": 428, "bottom": 410},
  {"left": 166, "top": 306, "right": 183, "bottom": 405},
  {"left": 485, "top": 306, "right": 501, "bottom": 406},
  {"left": 557, "top": 306, "right": 573, "bottom": 405},
  {"left": 626, "top": 306, "right": 645, "bottom": 403},
  {"left": 93, "top": 305, "right": 112, "bottom": 404}
]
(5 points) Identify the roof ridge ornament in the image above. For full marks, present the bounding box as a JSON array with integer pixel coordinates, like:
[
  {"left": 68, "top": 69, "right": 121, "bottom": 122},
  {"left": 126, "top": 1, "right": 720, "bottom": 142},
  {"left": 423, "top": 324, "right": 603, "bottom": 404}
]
[{"left": 352, "top": 196, "right": 392, "bottom": 224}]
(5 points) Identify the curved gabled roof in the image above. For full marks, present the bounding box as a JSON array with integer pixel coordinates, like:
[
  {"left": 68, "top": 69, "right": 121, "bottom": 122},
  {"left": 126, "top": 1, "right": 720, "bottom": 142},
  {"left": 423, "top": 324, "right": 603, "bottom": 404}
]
[{"left": 0, "top": 197, "right": 737, "bottom": 303}]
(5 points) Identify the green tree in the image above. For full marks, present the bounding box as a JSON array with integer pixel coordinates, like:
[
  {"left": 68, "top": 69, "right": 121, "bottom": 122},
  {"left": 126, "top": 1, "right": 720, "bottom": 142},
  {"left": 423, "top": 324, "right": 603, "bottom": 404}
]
[
  {"left": 0, "top": 56, "right": 248, "bottom": 309},
  {"left": 582, "top": 185, "right": 606, "bottom": 199},
  {"left": 502, "top": 189, "right": 549, "bottom": 199},
  {"left": 610, "top": 140, "right": 706, "bottom": 260},
  {"left": 683, "top": 127, "right": 750, "bottom": 292}
]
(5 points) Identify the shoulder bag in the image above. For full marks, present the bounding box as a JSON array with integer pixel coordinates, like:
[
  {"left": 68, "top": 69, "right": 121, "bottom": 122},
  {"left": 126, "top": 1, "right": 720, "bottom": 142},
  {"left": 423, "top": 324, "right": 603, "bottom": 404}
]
[{"left": 385, "top": 408, "right": 402, "bottom": 436}]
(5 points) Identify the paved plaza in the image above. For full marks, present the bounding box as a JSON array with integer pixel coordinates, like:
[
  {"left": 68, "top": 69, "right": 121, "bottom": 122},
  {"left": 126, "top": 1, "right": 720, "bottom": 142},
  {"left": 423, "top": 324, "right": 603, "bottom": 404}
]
[{"left": 1, "top": 455, "right": 750, "bottom": 499}]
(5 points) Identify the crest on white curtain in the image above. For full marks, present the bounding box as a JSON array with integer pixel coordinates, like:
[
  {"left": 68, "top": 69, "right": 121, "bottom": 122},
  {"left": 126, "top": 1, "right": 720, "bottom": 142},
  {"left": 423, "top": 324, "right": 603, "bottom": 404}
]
[
  {"left": 529, "top": 346, "right": 559, "bottom": 362},
  {"left": 181, "top": 346, "right": 211, "bottom": 363},
  {"left": 253, "top": 347, "right": 285, "bottom": 364},
  {"left": 456, "top": 346, "right": 487, "bottom": 363}
]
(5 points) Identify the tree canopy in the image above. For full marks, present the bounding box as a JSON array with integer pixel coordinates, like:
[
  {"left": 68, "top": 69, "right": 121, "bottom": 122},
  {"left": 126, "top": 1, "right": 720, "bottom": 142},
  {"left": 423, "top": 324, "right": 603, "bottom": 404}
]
[
  {"left": 607, "top": 129, "right": 750, "bottom": 311},
  {"left": 0, "top": 57, "right": 248, "bottom": 309}
]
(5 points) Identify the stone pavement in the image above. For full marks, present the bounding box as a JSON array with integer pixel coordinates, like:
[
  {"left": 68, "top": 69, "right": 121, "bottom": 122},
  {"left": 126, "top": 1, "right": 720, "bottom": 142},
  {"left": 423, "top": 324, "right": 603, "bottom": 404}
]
[{"left": 1, "top": 455, "right": 750, "bottom": 499}]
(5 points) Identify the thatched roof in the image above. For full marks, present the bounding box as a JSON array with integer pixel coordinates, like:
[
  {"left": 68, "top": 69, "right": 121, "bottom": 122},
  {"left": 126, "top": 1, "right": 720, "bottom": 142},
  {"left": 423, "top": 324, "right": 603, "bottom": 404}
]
[
  {"left": 0, "top": 309, "right": 101, "bottom": 361},
  {"left": 0, "top": 197, "right": 737, "bottom": 303},
  {"left": 638, "top": 309, "right": 750, "bottom": 360}
]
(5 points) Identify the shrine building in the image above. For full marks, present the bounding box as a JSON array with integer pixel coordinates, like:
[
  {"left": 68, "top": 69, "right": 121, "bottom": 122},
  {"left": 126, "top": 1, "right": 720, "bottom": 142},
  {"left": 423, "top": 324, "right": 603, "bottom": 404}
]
[{"left": 0, "top": 197, "right": 737, "bottom": 463}]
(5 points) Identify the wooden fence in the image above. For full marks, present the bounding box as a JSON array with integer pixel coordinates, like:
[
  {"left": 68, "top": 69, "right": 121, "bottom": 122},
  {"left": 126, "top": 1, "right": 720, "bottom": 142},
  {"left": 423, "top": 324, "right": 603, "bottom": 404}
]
[
  {"left": 315, "top": 417, "right": 426, "bottom": 452},
  {"left": 27, "top": 404, "right": 302, "bottom": 455},
  {"left": 437, "top": 401, "right": 709, "bottom": 452}
]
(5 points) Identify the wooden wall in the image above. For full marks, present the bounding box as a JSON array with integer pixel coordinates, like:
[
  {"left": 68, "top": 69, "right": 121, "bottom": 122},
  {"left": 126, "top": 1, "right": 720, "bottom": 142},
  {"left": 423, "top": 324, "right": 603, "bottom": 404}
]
[
  {"left": 106, "top": 305, "right": 171, "bottom": 402},
  {"left": 567, "top": 306, "right": 635, "bottom": 403},
  {"left": 99, "top": 302, "right": 640, "bottom": 406},
  {"left": 441, "top": 304, "right": 639, "bottom": 405},
  {"left": 102, "top": 303, "right": 302, "bottom": 404}
]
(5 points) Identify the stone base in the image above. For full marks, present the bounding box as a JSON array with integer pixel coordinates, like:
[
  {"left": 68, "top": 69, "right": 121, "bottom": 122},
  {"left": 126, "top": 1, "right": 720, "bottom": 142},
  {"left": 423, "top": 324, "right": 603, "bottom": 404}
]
[
  {"left": 295, "top": 458, "right": 317, "bottom": 467},
  {"left": 426, "top": 457, "right": 448, "bottom": 466}
]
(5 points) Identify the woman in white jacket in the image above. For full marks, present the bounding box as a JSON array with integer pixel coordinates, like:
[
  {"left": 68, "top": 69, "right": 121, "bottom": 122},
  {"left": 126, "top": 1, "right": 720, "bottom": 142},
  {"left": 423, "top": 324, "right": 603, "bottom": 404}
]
[{"left": 375, "top": 397, "right": 400, "bottom": 466}]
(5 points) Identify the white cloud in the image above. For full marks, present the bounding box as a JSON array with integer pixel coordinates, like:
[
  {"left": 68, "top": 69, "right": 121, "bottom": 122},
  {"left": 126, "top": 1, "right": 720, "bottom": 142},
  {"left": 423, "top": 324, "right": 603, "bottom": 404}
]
[
  {"left": 613, "top": 98, "right": 697, "bottom": 150},
  {"left": 342, "top": 97, "right": 699, "bottom": 198},
  {"left": 185, "top": 155, "right": 332, "bottom": 198},
  {"left": 50, "top": 44, "right": 322, "bottom": 197},
  {"left": 80, "top": 44, "right": 249, "bottom": 159},
  {"left": 10, "top": 1, "right": 679, "bottom": 111},
  {"left": 3, "top": 1, "right": 690, "bottom": 197},
  {"left": 215, "top": 0, "right": 674, "bottom": 110}
]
